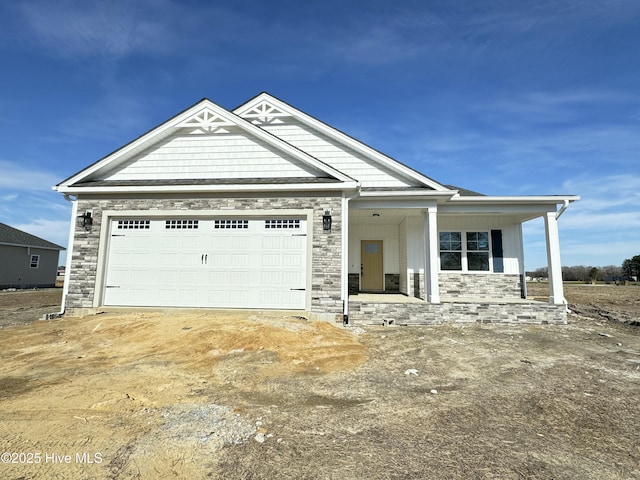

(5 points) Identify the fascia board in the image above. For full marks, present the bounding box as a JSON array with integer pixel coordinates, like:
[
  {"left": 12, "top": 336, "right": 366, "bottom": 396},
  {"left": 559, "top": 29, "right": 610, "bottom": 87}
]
[
  {"left": 447, "top": 195, "right": 580, "bottom": 205},
  {"left": 234, "top": 93, "right": 447, "bottom": 191},
  {"left": 440, "top": 196, "right": 580, "bottom": 217},
  {"left": 57, "top": 98, "right": 354, "bottom": 189},
  {"left": 0, "top": 242, "right": 65, "bottom": 251},
  {"left": 357, "top": 190, "right": 456, "bottom": 198},
  {"left": 55, "top": 181, "right": 359, "bottom": 195}
]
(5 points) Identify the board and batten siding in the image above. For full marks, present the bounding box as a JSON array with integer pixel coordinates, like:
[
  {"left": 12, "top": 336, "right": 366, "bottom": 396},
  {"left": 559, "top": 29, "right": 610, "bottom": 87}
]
[
  {"left": 259, "top": 120, "right": 421, "bottom": 188},
  {"left": 102, "top": 129, "right": 322, "bottom": 181}
]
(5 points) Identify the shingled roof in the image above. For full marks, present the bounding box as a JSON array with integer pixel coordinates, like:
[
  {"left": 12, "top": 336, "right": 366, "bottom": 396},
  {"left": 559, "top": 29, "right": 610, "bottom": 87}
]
[{"left": 0, "top": 223, "right": 65, "bottom": 250}]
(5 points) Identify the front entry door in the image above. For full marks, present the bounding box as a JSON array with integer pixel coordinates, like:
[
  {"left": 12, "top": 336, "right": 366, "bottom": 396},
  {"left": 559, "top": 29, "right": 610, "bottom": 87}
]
[{"left": 361, "top": 240, "right": 383, "bottom": 291}]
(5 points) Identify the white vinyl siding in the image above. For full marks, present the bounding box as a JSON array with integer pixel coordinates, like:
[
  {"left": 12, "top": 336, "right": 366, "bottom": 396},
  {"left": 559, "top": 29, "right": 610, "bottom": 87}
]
[
  {"left": 259, "top": 120, "right": 420, "bottom": 188},
  {"left": 102, "top": 129, "right": 322, "bottom": 181}
]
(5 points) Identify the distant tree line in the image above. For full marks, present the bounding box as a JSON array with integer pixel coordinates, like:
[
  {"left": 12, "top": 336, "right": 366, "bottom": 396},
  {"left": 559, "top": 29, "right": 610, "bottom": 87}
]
[{"left": 528, "top": 256, "right": 640, "bottom": 283}]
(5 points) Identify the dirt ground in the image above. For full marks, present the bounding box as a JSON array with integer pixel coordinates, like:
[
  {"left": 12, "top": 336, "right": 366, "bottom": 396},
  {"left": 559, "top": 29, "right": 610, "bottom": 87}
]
[{"left": 0, "top": 285, "right": 638, "bottom": 480}]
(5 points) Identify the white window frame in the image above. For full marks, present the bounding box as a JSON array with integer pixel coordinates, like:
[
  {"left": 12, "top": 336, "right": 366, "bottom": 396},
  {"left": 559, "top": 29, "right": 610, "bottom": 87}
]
[
  {"left": 439, "top": 230, "right": 493, "bottom": 273},
  {"left": 30, "top": 254, "right": 40, "bottom": 269}
]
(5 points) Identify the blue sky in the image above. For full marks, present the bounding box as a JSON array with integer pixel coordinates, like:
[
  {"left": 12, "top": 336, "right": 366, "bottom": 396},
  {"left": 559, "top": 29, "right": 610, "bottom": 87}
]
[{"left": 0, "top": 0, "right": 638, "bottom": 270}]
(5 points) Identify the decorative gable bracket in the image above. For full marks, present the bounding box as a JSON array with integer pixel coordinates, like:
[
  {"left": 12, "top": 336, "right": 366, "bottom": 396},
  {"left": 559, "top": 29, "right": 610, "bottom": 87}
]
[
  {"left": 175, "top": 107, "right": 236, "bottom": 132},
  {"left": 240, "top": 100, "right": 290, "bottom": 125}
]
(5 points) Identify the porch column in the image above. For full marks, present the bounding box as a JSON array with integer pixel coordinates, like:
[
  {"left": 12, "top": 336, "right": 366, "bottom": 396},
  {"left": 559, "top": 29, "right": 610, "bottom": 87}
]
[
  {"left": 544, "top": 211, "right": 565, "bottom": 305},
  {"left": 423, "top": 206, "right": 440, "bottom": 303}
]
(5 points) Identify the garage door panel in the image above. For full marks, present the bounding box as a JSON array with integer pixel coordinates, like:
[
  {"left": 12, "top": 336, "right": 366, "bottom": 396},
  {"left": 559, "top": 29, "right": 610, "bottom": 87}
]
[
  {"left": 261, "top": 254, "right": 280, "bottom": 267},
  {"left": 283, "top": 253, "right": 304, "bottom": 267},
  {"left": 209, "top": 253, "right": 229, "bottom": 267},
  {"left": 260, "top": 271, "right": 281, "bottom": 284},
  {"left": 232, "top": 236, "right": 251, "bottom": 249},
  {"left": 231, "top": 254, "right": 250, "bottom": 266},
  {"left": 104, "top": 217, "right": 307, "bottom": 309},
  {"left": 229, "top": 271, "right": 249, "bottom": 285}
]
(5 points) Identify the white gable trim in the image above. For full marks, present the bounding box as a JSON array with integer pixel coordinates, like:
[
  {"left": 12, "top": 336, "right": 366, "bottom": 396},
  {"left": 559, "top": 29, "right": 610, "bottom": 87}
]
[
  {"left": 55, "top": 99, "right": 356, "bottom": 191},
  {"left": 234, "top": 93, "right": 450, "bottom": 191}
]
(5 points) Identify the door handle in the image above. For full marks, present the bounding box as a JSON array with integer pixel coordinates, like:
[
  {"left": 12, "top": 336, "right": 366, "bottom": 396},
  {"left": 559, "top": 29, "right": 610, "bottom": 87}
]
[{"left": 361, "top": 264, "right": 364, "bottom": 275}]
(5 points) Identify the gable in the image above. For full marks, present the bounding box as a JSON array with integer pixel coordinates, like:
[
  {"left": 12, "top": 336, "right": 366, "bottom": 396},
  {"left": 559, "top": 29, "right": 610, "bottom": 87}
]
[
  {"left": 88, "top": 126, "right": 329, "bottom": 182},
  {"left": 252, "top": 118, "right": 419, "bottom": 188},
  {"left": 56, "top": 99, "right": 356, "bottom": 192},
  {"left": 235, "top": 93, "right": 449, "bottom": 191}
]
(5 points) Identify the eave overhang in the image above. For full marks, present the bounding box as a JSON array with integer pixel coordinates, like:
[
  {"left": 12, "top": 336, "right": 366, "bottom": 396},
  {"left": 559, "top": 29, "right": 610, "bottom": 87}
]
[
  {"left": 439, "top": 195, "right": 580, "bottom": 222},
  {"left": 0, "top": 242, "right": 65, "bottom": 251},
  {"left": 54, "top": 181, "right": 360, "bottom": 195}
]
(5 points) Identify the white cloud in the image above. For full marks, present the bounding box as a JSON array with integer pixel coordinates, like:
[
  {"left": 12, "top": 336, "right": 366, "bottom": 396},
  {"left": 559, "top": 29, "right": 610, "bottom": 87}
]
[
  {"left": 11, "top": 218, "right": 70, "bottom": 250},
  {"left": 0, "top": 160, "right": 60, "bottom": 191},
  {"left": 13, "top": 0, "right": 186, "bottom": 59},
  {"left": 521, "top": 173, "right": 640, "bottom": 268}
]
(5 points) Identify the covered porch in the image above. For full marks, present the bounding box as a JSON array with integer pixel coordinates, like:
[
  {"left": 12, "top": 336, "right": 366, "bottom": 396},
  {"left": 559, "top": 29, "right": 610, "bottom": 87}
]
[{"left": 341, "top": 192, "right": 578, "bottom": 325}]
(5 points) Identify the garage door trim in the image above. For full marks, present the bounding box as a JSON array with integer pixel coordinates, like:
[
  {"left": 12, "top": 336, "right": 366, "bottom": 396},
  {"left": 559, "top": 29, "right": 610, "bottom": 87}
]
[{"left": 94, "top": 209, "right": 314, "bottom": 310}]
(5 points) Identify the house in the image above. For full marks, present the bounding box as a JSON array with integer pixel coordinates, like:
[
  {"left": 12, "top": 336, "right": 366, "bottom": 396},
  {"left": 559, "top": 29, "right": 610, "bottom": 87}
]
[
  {"left": 0, "top": 223, "right": 65, "bottom": 289},
  {"left": 54, "top": 92, "right": 578, "bottom": 325}
]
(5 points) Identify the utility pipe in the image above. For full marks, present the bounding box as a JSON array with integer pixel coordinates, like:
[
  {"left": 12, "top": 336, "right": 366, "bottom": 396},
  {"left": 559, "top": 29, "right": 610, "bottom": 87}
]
[{"left": 46, "top": 194, "right": 77, "bottom": 319}]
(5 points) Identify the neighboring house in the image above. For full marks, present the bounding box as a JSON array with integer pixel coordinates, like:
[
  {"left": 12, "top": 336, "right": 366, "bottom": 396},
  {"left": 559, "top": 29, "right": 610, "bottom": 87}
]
[
  {"left": 0, "top": 223, "right": 65, "bottom": 289},
  {"left": 54, "top": 92, "right": 578, "bottom": 324}
]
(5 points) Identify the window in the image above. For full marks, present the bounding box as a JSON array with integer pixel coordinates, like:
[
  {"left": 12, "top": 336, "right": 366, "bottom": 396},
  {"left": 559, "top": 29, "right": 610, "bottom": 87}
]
[
  {"left": 117, "top": 220, "right": 150, "bottom": 229},
  {"left": 166, "top": 220, "right": 199, "bottom": 229},
  {"left": 466, "top": 232, "right": 490, "bottom": 271},
  {"left": 265, "top": 219, "right": 300, "bottom": 229},
  {"left": 214, "top": 219, "right": 248, "bottom": 229},
  {"left": 439, "top": 231, "right": 491, "bottom": 272},
  {"left": 30, "top": 255, "right": 40, "bottom": 268},
  {"left": 439, "top": 232, "right": 462, "bottom": 270}
]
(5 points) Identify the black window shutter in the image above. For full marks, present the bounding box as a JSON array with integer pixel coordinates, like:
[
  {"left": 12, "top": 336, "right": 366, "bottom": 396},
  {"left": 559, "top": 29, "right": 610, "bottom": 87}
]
[{"left": 491, "top": 230, "right": 504, "bottom": 273}]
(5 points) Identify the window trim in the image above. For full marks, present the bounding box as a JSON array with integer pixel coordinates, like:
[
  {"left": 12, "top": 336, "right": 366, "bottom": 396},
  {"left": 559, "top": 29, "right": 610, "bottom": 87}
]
[
  {"left": 30, "top": 254, "right": 40, "bottom": 269},
  {"left": 439, "top": 230, "right": 493, "bottom": 273}
]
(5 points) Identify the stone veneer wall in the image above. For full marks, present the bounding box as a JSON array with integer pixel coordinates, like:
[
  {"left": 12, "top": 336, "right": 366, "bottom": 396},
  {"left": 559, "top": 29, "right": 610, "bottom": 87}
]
[
  {"left": 348, "top": 301, "right": 567, "bottom": 325},
  {"left": 384, "top": 274, "right": 400, "bottom": 292},
  {"left": 66, "top": 194, "right": 343, "bottom": 316},
  {"left": 439, "top": 273, "right": 522, "bottom": 299},
  {"left": 347, "top": 273, "right": 400, "bottom": 294},
  {"left": 409, "top": 272, "right": 425, "bottom": 299},
  {"left": 348, "top": 274, "right": 359, "bottom": 295}
]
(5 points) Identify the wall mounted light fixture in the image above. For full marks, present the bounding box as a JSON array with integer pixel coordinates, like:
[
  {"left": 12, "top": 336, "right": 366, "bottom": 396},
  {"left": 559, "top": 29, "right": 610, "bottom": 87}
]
[
  {"left": 78, "top": 211, "right": 93, "bottom": 231},
  {"left": 322, "top": 209, "right": 332, "bottom": 233}
]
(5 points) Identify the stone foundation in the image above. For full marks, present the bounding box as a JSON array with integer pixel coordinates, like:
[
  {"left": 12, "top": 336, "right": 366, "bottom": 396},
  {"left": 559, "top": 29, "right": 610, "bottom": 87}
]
[{"left": 348, "top": 300, "right": 566, "bottom": 326}]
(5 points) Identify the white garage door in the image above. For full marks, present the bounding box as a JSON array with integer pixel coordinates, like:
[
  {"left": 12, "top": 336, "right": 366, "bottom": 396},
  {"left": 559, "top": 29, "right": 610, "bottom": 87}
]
[{"left": 103, "top": 217, "right": 307, "bottom": 309}]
